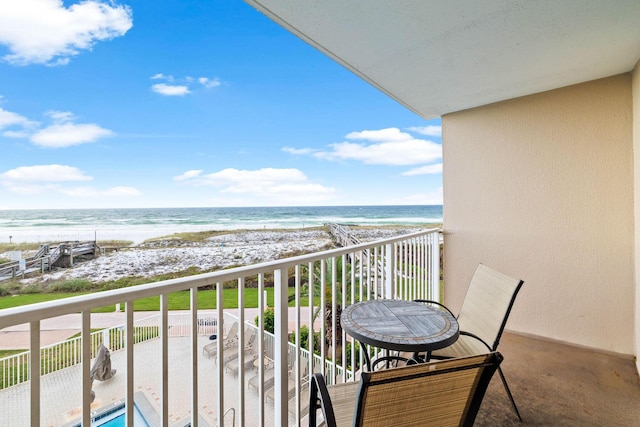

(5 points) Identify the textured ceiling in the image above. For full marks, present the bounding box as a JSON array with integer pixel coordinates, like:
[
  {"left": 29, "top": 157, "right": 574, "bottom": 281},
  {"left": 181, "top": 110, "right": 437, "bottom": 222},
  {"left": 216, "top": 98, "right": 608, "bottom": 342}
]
[{"left": 245, "top": 0, "right": 640, "bottom": 118}]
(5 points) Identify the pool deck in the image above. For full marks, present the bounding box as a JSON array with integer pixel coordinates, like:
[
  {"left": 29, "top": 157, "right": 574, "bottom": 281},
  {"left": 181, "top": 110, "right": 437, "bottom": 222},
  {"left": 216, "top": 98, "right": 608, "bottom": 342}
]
[
  {"left": 0, "top": 308, "right": 321, "bottom": 427},
  {"left": 0, "top": 334, "right": 282, "bottom": 426}
]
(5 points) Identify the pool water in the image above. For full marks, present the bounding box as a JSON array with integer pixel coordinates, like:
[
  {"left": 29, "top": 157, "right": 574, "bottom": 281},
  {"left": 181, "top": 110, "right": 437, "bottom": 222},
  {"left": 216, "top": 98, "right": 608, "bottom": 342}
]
[{"left": 84, "top": 403, "right": 149, "bottom": 427}]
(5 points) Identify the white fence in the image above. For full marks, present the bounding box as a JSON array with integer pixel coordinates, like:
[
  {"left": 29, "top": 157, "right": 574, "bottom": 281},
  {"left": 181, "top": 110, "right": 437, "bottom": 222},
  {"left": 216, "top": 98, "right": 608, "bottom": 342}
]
[{"left": 0, "top": 228, "right": 441, "bottom": 426}]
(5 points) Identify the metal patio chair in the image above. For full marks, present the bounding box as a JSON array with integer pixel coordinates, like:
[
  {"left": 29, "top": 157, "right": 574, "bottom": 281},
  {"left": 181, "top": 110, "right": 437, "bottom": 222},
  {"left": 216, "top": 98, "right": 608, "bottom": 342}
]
[
  {"left": 309, "top": 352, "right": 503, "bottom": 427},
  {"left": 416, "top": 263, "right": 525, "bottom": 421}
]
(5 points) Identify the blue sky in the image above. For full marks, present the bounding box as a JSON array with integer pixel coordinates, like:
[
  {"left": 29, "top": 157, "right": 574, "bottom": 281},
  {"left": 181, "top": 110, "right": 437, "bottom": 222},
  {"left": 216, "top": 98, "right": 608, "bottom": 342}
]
[{"left": 0, "top": 0, "right": 442, "bottom": 210}]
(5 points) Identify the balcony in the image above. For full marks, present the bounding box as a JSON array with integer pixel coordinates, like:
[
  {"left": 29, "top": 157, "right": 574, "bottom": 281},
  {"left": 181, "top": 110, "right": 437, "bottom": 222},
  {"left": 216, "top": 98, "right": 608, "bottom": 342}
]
[
  {"left": 0, "top": 229, "right": 441, "bottom": 426},
  {"left": 2, "top": 227, "right": 640, "bottom": 426}
]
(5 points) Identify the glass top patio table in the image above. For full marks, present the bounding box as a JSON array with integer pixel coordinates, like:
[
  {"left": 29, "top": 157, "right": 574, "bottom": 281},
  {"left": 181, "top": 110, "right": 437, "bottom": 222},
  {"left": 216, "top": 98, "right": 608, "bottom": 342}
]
[{"left": 341, "top": 299, "right": 459, "bottom": 369}]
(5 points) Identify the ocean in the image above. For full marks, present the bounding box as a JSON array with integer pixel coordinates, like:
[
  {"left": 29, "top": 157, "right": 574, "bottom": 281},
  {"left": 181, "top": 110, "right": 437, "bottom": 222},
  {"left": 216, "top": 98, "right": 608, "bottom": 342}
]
[{"left": 0, "top": 205, "right": 443, "bottom": 244}]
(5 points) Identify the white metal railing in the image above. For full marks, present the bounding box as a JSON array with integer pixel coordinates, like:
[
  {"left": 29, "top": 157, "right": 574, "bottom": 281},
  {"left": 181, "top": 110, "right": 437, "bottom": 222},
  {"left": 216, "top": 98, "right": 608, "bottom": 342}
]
[
  {"left": 0, "top": 228, "right": 441, "bottom": 427},
  {"left": 0, "top": 313, "right": 221, "bottom": 390}
]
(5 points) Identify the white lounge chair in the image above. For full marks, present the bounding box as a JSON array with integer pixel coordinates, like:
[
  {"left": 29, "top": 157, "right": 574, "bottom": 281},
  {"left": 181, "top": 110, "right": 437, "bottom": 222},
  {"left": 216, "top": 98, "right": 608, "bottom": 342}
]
[{"left": 203, "top": 321, "right": 239, "bottom": 358}]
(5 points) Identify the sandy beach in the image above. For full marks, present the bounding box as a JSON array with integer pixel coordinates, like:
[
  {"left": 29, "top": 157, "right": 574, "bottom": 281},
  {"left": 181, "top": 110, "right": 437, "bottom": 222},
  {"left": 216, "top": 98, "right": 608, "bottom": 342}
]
[{"left": 11, "top": 226, "right": 428, "bottom": 285}]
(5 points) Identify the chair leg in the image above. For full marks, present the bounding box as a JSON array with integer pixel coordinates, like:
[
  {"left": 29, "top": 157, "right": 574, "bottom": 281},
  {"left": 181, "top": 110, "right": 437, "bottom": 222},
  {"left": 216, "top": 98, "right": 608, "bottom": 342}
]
[{"left": 498, "top": 366, "right": 522, "bottom": 422}]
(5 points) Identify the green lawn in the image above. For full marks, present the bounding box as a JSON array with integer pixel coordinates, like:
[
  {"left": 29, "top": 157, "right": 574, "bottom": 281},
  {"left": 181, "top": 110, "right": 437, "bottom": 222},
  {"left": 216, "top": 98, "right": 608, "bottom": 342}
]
[
  {"left": 0, "top": 293, "right": 86, "bottom": 310},
  {"left": 0, "top": 287, "right": 309, "bottom": 312}
]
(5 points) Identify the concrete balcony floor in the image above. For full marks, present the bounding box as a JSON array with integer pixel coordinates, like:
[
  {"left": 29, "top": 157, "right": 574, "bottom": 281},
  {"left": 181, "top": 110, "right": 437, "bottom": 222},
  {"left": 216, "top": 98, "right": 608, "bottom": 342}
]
[{"left": 475, "top": 332, "right": 640, "bottom": 426}]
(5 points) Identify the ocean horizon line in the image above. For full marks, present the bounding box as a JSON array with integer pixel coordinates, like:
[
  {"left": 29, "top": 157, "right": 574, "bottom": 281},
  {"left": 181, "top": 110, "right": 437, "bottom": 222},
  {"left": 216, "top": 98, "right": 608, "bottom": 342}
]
[
  {"left": 0, "top": 203, "right": 442, "bottom": 212},
  {"left": 0, "top": 205, "right": 443, "bottom": 244}
]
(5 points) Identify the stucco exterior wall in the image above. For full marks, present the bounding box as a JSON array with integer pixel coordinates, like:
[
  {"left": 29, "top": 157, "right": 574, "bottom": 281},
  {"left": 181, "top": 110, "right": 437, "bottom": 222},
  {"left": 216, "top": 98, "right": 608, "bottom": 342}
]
[
  {"left": 633, "top": 63, "right": 640, "bottom": 371},
  {"left": 442, "top": 75, "right": 635, "bottom": 354}
]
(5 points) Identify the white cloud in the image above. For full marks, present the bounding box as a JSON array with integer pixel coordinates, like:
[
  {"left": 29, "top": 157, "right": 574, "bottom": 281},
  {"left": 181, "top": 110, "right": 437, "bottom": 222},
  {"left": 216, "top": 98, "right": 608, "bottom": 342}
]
[
  {"left": 0, "top": 164, "right": 140, "bottom": 197},
  {"left": 104, "top": 186, "right": 141, "bottom": 196},
  {"left": 346, "top": 128, "right": 413, "bottom": 142},
  {"left": 0, "top": 0, "right": 133, "bottom": 66},
  {"left": 1, "top": 164, "right": 92, "bottom": 183},
  {"left": 31, "top": 122, "right": 113, "bottom": 147},
  {"left": 0, "top": 105, "right": 112, "bottom": 147},
  {"left": 402, "top": 163, "right": 443, "bottom": 176},
  {"left": 151, "top": 83, "right": 190, "bottom": 96},
  {"left": 0, "top": 107, "right": 38, "bottom": 130},
  {"left": 285, "top": 127, "right": 443, "bottom": 179},
  {"left": 176, "top": 167, "right": 335, "bottom": 203},
  {"left": 61, "top": 185, "right": 141, "bottom": 197},
  {"left": 173, "top": 170, "right": 203, "bottom": 181},
  {"left": 2, "top": 130, "right": 30, "bottom": 138},
  {"left": 282, "top": 147, "right": 318, "bottom": 155},
  {"left": 407, "top": 125, "right": 442, "bottom": 137},
  {"left": 62, "top": 186, "right": 141, "bottom": 197},
  {"left": 151, "top": 73, "right": 222, "bottom": 95},
  {"left": 58, "top": 186, "right": 100, "bottom": 197},
  {"left": 198, "top": 77, "right": 221, "bottom": 88},
  {"left": 315, "top": 140, "right": 439, "bottom": 165},
  {"left": 46, "top": 110, "right": 75, "bottom": 122},
  {"left": 313, "top": 128, "right": 441, "bottom": 166}
]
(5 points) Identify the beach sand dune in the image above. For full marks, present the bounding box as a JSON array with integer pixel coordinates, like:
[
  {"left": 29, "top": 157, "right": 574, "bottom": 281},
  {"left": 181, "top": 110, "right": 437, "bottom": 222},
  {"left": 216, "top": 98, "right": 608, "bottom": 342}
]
[{"left": 17, "top": 226, "right": 427, "bottom": 285}]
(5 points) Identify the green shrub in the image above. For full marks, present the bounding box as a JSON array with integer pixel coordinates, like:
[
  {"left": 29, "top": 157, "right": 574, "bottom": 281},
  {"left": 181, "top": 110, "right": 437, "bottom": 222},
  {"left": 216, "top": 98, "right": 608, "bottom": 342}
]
[
  {"left": 0, "top": 284, "right": 11, "bottom": 297},
  {"left": 20, "top": 284, "right": 42, "bottom": 294},
  {"left": 289, "top": 324, "right": 321, "bottom": 351},
  {"left": 0, "top": 282, "right": 21, "bottom": 296},
  {"left": 255, "top": 307, "right": 275, "bottom": 334},
  {"left": 50, "top": 279, "right": 93, "bottom": 293}
]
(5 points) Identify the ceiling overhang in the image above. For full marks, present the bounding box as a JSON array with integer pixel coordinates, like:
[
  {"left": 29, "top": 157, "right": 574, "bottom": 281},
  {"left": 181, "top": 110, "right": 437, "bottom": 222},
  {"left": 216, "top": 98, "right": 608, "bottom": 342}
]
[{"left": 245, "top": 0, "right": 640, "bottom": 119}]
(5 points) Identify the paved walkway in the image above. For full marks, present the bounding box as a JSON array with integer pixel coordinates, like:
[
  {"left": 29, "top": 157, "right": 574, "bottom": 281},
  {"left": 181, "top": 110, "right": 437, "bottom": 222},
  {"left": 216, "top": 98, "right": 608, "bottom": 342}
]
[{"left": 0, "top": 308, "right": 318, "bottom": 350}]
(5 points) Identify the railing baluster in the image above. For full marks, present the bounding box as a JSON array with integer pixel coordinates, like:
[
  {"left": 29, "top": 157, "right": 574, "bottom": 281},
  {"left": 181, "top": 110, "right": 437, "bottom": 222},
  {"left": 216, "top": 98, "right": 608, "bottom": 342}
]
[
  {"left": 161, "top": 293, "right": 169, "bottom": 427},
  {"left": 294, "top": 264, "right": 302, "bottom": 424},
  {"left": 190, "top": 287, "right": 198, "bottom": 427},
  {"left": 273, "top": 267, "right": 289, "bottom": 426},
  {"left": 307, "top": 261, "right": 314, "bottom": 392},
  {"left": 216, "top": 281, "right": 224, "bottom": 427},
  {"left": 126, "top": 301, "right": 134, "bottom": 427},
  {"left": 341, "top": 253, "right": 347, "bottom": 384},
  {"left": 384, "top": 243, "right": 394, "bottom": 299},
  {"left": 320, "top": 260, "right": 326, "bottom": 375},
  {"left": 82, "top": 311, "right": 91, "bottom": 427},
  {"left": 331, "top": 256, "right": 337, "bottom": 384},
  {"left": 237, "top": 277, "right": 245, "bottom": 427},
  {"left": 29, "top": 320, "right": 40, "bottom": 427},
  {"left": 257, "top": 273, "right": 265, "bottom": 427}
]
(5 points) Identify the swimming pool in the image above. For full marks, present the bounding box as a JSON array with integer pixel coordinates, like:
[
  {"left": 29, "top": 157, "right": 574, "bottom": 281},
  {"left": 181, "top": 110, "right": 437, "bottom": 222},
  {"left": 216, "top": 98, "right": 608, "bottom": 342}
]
[
  {"left": 67, "top": 401, "right": 150, "bottom": 427},
  {"left": 91, "top": 403, "right": 149, "bottom": 427}
]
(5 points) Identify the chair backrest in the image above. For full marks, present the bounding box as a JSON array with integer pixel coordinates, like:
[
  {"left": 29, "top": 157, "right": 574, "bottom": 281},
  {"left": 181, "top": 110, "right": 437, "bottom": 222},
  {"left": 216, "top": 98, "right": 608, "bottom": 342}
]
[
  {"left": 354, "top": 353, "right": 503, "bottom": 427},
  {"left": 457, "top": 264, "right": 524, "bottom": 351},
  {"left": 245, "top": 327, "right": 257, "bottom": 347},
  {"left": 226, "top": 322, "right": 239, "bottom": 340}
]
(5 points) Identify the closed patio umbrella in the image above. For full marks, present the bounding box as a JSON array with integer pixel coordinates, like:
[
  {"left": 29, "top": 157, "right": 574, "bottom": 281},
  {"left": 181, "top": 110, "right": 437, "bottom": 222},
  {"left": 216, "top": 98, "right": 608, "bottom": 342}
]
[{"left": 90, "top": 344, "right": 117, "bottom": 382}]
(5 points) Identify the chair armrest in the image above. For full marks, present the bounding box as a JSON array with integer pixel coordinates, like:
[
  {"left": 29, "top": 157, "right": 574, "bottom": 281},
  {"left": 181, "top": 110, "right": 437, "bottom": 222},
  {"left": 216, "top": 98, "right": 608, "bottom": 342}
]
[
  {"left": 370, "top": 354, "right": 419, "bottom": 371},
  {"left": 459, "top": 331, "right": 493, "bottom": 352},
  {"left": 413, "top": 299, "right": 456, "bottom": 317},
  {"left": 309, "top": 373, "right": 337, "bottom": 427}
]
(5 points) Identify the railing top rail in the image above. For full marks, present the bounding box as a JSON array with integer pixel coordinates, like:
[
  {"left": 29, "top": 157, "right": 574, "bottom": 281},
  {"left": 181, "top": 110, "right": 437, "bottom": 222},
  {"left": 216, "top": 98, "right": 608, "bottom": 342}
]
[
  {"left": 0, "top": 227, "right": 440, "bottom": 328},
  {"left": 0, "top": 260, "right": 20, "bottom": 270}
]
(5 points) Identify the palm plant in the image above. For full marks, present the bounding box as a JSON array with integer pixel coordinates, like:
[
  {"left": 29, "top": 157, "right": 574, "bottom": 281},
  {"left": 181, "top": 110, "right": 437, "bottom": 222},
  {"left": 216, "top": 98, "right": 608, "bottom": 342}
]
[{"left": 291, "top": 255, "right": 353, "bottom": 351}]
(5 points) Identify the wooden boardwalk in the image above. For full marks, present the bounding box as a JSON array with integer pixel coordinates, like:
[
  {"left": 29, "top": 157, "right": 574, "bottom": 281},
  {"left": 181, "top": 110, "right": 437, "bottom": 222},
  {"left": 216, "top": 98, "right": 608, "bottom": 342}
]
[
  {"left": 0, "top": 241, "right": 98, "bottom": 282},
  {"left": 326, "top": 223, "right": 386, "bottom": 294},
  {"left": 326, "top": 223, "right": 361, "bottom": 247}
]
